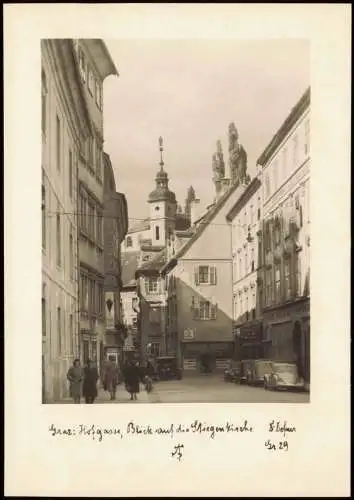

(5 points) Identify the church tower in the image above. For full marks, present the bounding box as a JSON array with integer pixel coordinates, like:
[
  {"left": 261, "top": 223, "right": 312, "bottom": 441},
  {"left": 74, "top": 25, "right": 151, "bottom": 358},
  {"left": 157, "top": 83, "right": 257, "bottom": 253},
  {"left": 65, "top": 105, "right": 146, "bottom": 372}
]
[{"left": 148, "top": 137, "right": 177, "bottom": 247}]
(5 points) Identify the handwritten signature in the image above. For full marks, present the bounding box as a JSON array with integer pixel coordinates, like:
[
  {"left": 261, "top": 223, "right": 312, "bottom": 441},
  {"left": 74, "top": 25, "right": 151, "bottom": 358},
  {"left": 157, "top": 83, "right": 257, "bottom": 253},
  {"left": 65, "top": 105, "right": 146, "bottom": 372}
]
[{"left": 171, "top": 444, "right": 184, "bottom": 461}]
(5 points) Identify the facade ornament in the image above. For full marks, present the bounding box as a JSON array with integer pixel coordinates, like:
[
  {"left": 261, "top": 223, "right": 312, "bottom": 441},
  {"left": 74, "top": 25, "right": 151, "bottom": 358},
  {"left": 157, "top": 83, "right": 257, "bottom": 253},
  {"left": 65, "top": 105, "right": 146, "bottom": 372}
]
[{"left": 228, "top": 122, "right": 248, "bottom": 185}]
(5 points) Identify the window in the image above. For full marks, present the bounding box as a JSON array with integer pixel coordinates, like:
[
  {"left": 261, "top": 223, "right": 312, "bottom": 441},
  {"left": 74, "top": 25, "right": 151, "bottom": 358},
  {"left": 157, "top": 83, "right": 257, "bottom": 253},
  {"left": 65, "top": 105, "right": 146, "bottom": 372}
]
[
  {"left": 69, "top": 150, "right": 73, "bottom": 199},
  {"left": 283, "top": 147, "right": 288, "bottom": 178},
  {"left": 126, "top": 236, "right": 132, "bottom": 248},
  {"left": 274, "top": 221, "right": 281, "bottom": 246},
  {"left": 42, "top": 183, "right": 46, "bottom": 249},
  {"left": 91, "top": 341, "right": 97, "bottom": 363},
  {"left": 239, "top": 257, "right": 242, "bottom": 278},
  {"left": 284, "top": 260, "right": 291, "bottom": 300},
  {"left": 41, "top": 70, "right": 47, "bottom": 136},
  {"left": 196, "top": 300, "right": 217, "bottom": 321},
  {"left": 89, "top": 279, "right": 95, "bottom": 314},
  {"left": 293, "top": 134, "right": 298, "bottom": 166},
  {"left": 245, "top": 252, "right": 248, "bottom": 275},
  {"left": 83, "top": 340, "right": 89, "bottom": 364},
  {"left": 78, "top": 48, "right": 86, "bottom": 82},
  {"left": 80, "top": 274, "right": 89, "bottom": 312},
  {"left": 96, "top": 147, "right": 102, "bottom": 180},
  {"left": 265, "top": 269, "right": 272, "bottom": 306},
  {"left": 69, "top": 314, "right": 74, "bottom": 355},
  {"left": 56, "top": 212, "right": 61, "bottom": 266},
  {"left": 69, "top": 229, "right": 74, "bottom": 280},
  {"left": 275, "top": 264, "right": 281, "bottom": 303},
  {"left": 296, "top": 260, "right": 302, "bottom": 297},
  {"left": 195, "top": 265, "right": 217, "bottom": 285},
  {"left": 151, "top": 343, "right": 160, "bottom": 357},
  {"left": 146, "top": 277, "right": 158, "bottom": 294},
  {"left": 97, "top": 283, "right": 103, "bottom": 316},
  {"left": 42, "top": 284, "right": 46, "bottom": 338},
  {"left": 57, "top": 307, "right": 62, "bottom": 354},
  {"left": 155, "top": 226, "right": 160, "bottom": 241},
  {"left": 251, "top": 247, "right": 255, "bottom": 272},
  {"left": 56, "top": 115, "right": 61, "bottom": 171},
  {"left": 246, "top": 295, "right": 249, "bottom": 320},
  {"left": 88, "top": 202, "right": 95, "bottom": 238},
  {"left": 87, "top": 66, "right": 94, "bottom": 95},
  {"left": 239, "top": 294, "right": 243, "bottom": 316},
  {"left": 273, "top": 159, "right": 278, "bottom": 191},
  {"left": 304, "top": 119, "right": 310, "bottom": 155},
  {"left": 233, "top": 295, "right": 238, "bottom": 320},
  {"left": 95, "top": 79, "right": 102, "bottom": 109},
  {"left": 132, "top": 317, "right": 138, "bottom": 327},
  {"left": 96, "top": 211, "right": 102, "bottom": 245}
]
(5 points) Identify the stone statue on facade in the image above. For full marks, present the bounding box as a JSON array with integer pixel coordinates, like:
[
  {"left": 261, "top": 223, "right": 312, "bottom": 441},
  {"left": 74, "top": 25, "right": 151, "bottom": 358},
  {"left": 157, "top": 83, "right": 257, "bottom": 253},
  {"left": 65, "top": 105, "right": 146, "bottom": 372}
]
[{"left": 228, "top": 122, "right": 248, "bottom": 185}]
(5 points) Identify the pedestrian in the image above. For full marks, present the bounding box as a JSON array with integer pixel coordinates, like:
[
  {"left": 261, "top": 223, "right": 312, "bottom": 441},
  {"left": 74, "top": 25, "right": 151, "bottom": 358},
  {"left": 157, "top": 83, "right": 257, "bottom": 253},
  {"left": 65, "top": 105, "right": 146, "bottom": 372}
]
[
  {"left": 123, "top": 360, "right": 140, "bottom": 401},
  {"left": 104, "top": 355, "right": 119, "bottom": 401},
  {"left": 83, "top": 359, "right": 99, "bottom": 404},
  {"left": 67, "top": 358, "right": 83, "bottom": 404}
]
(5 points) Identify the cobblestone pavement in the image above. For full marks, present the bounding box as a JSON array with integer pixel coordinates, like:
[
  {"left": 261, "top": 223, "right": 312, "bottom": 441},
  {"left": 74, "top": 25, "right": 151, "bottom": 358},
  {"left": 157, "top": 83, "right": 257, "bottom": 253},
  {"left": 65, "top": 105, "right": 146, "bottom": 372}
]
[{"left": 56, "top": 375, "right": 309, "bottom": 404}]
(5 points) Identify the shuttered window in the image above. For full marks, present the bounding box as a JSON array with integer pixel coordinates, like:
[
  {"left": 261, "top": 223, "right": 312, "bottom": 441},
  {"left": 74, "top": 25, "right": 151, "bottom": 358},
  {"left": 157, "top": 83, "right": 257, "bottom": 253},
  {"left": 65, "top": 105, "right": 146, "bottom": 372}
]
[
  {"left": 191, "top": 296, "right": 218, "bottom": 320},
  {"left": 194, "top": 265, "right": 217, "bottom": 285}
]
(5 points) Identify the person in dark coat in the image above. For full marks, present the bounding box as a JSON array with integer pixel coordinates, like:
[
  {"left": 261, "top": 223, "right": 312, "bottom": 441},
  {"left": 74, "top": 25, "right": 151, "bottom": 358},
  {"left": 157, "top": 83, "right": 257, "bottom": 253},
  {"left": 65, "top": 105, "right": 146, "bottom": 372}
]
[
  {"left": 104, "top": 356, "right": 120, "bottom": 401},
  {"left": 124, "top": 360, "right": 140, "bottom": 401},
  {"left": 67, "top": 358, "right": 83, "bottom": 404},
  {"left": 83, "top": 359, "right": 99, "bottom": 404}
]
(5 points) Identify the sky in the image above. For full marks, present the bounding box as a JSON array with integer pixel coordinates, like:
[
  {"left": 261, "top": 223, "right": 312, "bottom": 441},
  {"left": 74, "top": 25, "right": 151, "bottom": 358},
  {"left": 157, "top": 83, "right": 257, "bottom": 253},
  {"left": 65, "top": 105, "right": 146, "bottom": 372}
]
[{"left": 102, "top": 39, "right": 310, "bottom": 227}]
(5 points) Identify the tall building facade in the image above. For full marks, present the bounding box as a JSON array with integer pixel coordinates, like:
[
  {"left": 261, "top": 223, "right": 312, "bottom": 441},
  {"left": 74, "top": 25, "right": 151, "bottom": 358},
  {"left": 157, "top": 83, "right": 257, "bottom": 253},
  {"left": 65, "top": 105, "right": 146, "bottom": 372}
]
[
  {"left": 160, "top": 129, "right": 251, "bottom": 374},
  {"left": 226, "top": 177, "right": 263, "bottom": 361},
  {"left": 74, "top": 40, "right": 118, "bottom": 372},
  {"left": 41, "top": 39, "right": 92, "bottom": 402},
  {"left": 257, "top": 87, "right": 310, "bottom": 384},
  {"left": 103, "top": 152, "right": 128, "bottom": 365}
]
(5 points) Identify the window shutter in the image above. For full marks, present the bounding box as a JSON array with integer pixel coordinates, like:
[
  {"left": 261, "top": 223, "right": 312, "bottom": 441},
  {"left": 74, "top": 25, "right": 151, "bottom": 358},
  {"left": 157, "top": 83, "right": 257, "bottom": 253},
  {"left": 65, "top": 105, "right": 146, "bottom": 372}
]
[
  {"left": 210, "top": 266, "right": 217, "bottom": 285},
  {"left": 192, "top": 297, "right": 199, "bottom": 319},
  {"left": 194, "top": 266, "right": 200, "bottom": 286},
  {"left": 211, "top": 303, "right": 217, "bottom": 320}
]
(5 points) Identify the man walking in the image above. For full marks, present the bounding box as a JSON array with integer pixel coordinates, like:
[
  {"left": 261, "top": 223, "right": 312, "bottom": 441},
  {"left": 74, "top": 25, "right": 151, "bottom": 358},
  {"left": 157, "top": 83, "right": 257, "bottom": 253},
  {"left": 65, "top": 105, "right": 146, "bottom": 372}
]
[{"left": 104, "top": 355, "right": 120, "bottom": 401}]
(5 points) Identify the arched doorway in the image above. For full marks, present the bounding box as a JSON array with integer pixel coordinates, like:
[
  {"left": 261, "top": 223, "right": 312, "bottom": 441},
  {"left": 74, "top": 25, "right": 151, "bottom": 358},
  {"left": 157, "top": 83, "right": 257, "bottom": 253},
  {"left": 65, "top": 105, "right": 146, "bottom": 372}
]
[{"left": 292, "top": 321, "right": 303, "bottom": 378}]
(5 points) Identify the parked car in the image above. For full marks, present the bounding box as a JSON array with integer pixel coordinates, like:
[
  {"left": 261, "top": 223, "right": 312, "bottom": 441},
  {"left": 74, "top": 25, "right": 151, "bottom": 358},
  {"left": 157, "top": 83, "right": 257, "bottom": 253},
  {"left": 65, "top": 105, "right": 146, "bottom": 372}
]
[
  {"left": 224, "top": 361, "right": 241, "bottom": 383},
  {"left": 264, "top": 362, "right": 305, "bottom": 391},
  {"left": 247, "top": 359, "right": 273, "bottom": 386},
  {"left": 155, "top": 356, "right": 182, "bottom": 381}
]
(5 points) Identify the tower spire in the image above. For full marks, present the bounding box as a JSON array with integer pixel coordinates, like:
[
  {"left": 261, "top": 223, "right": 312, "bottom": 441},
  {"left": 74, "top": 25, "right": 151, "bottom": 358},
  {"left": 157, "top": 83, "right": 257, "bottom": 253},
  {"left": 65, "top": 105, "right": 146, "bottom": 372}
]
[{"left": 159, "top": 136, "right": 164, "bottom": 171}]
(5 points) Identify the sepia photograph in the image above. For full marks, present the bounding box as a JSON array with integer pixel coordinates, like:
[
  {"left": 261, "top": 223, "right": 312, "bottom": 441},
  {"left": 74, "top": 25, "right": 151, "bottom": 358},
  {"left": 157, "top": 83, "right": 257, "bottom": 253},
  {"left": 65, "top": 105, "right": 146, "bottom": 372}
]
[{"left": 41, "top": 38, "right": 310, "bottom": 404}]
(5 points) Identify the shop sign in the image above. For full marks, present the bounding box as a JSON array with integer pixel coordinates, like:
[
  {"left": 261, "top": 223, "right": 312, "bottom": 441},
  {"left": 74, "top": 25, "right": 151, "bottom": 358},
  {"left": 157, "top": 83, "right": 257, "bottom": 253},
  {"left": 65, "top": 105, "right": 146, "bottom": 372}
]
[{"left": 183, "top": 329, "right": 195, "bottom": 340}]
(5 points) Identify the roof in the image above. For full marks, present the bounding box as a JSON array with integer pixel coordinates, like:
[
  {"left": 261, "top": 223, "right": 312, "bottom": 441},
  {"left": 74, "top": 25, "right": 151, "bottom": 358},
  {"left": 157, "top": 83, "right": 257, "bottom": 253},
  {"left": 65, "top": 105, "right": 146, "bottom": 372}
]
[
  {"left": 121, "top": 251, "right": 140, "bottom": 286},
  {"left": 257, "top": 86, "right": 311, "bottom": 166},
  {"left": 226, "top": 177, "right": 261, "bottom": 222},
  {"left": 161, "top": 180, "right": 245, "bottom": 274},
  {"left": 136, "top": 248, "right": 167, "bottom": 276},
  {"left": 128, "top": 218, "right": 150, "bottom": 234}
]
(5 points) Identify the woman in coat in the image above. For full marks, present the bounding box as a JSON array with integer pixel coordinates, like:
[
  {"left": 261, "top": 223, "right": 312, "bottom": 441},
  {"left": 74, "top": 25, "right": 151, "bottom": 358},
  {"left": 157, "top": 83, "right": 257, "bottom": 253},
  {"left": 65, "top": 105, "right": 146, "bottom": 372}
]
[
  {"left": 67, "top": 358, "right": 83, "bottom": 404},
  {"left": 83, "top": 359, "right": 99, "bottom": 404},
  {"left": 124, "top": 360, "right": 140, "bottom": 401},
  {"left": 104, "top": 356, "right": 119, "bottom": 401}
]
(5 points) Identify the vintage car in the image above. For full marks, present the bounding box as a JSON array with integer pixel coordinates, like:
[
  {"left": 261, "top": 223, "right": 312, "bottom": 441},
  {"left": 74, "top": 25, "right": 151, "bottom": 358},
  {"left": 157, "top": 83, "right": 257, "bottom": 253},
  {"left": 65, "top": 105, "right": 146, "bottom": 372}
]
[
  {"left": 264, "top": 362, "right": 305, "bottom": 391},
  {"left": 155, "top": 356, "right": 182, "bottom": 381},
  {"left": 246, "top": 359, "right": 273, "bottom": 386},
  {"left": 223, "top": 360, "right": 241, "bottom": 383}
]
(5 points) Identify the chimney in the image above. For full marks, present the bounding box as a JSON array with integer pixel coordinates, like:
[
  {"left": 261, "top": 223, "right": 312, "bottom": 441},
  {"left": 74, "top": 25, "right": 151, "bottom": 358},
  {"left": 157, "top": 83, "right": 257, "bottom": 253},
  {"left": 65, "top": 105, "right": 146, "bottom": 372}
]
[{"left": 190, "top": 198, "right": 201, "bottom": 226}]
